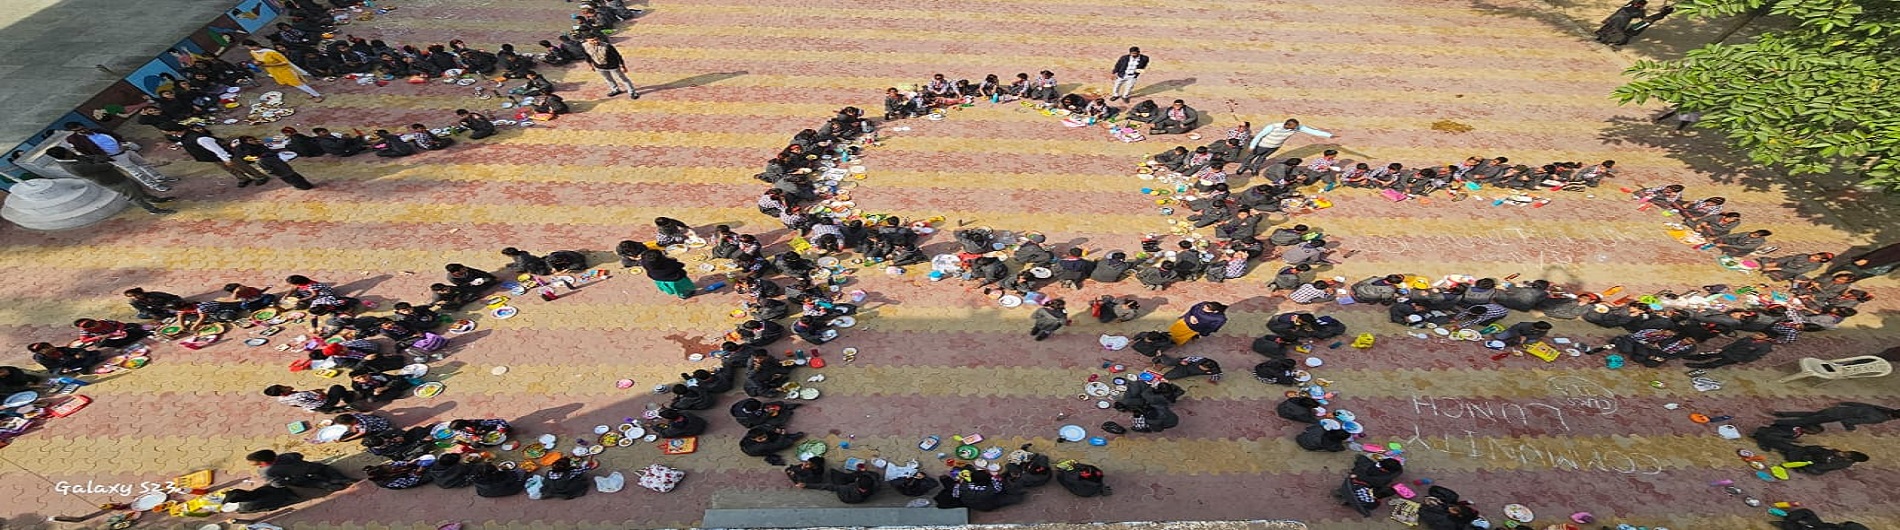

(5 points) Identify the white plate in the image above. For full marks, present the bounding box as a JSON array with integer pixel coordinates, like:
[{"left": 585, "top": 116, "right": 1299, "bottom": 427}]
[
  {"left": 841, "top": 347, "right": 859, "bottom": 357},
  {"left": 643, "top": 434, "right": 657, "bottom": 442},
  {"left": 491, "top": 366, "right": 509, "bottom": 376},
  {"left": 4, "top": 391, "right": 38, "bottom": 407},
  {"left": 313, "top": 424, "right": 351, "bottom": 443},
  {"left": 832, "top": 316, "right": 856, "bottom": 328},
  {"left": 617, "top": 437, "right": 634, "bottom": 447},
  {"left": 1059, "top": 425, "right": 1087, "bottom": 442},
  {"left": 400, "top": 363, "right": 430, "bottom": 377},
  {"left": 594, "top": 425, "right": 611, "bottom": 435},
  {"left": 1085, "top": 381, "right": 1112, "bottom": 397},
  {"left": 1305, "top": 357, "right": 1324, "bottom": 367},
  {"left": 997, "top": 295, "right": 1023, "bottom": 308},
  {"left": 799, "top": 387, "right": 820, "bottom": 399},
  {"left": 131, "top": 492, "right": 168, "bottom": 511},
  {"left": 588, "top": 444, "right": 605, "bottom": 455},
  {"left": 1029, "top": 267, "right": 1053, "bottom": 279},
  {"left": 816, "top": 257, "right": 841, "bottom": 268},
  {"left": 1502, "top": 504, "right": 1535, "bottom": 523},
  {"left": 1096, "top": 400, "right": 1112, "bottom": 409},
  {"left": 492, "top": 306, "right": 519, "bottom": 319},
  {"left": 625, "top": 425, "right": 646, "bottom": 439},
  {"left": 539, "top": 434, "right": 558, "bottom": 447}
]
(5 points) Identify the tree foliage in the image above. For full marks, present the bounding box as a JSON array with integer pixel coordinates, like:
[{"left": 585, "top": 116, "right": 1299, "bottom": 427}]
[{"left": 1611, "top": 0, "right": 1900, "bottom": 190}]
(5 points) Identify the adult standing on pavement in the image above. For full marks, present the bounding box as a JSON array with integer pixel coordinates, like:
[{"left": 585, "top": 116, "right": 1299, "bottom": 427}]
[
  {"left": 1109, "top": 47, "right": 1149, "bottom": 102},
  {"left": 40, "top": 147, "right": 175, "bottom": 215},
  {"left": 180, "top": 124, "right": 272, "bottom": 187},
  {"left": 581, "top": 35, "right": 639, "bottom": 100},
  {"left": 62, "top": 123, "right": 172, "bottom": 192},
  {"left": 236, "top": 136, "right": 318, "bottom": 190},
  {"left": 1237, "top": 118, "right": 1337, "bottom": 176},
  {"left": 242, "top": 40, "right": 324, "bottom": 102}
]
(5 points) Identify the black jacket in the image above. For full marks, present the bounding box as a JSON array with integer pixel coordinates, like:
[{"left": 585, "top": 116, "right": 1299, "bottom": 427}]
[
  {"left": 1111, "top": 54, "right": 1150, "bottom": 76},
  {"left": 473, "top": 467, "right": 526, "bottom": 497},
  {"left": 428, "top": 458, "right": 476, "bottom": 488},
  {"left": 582, "top": 42, "right": 625, "bottom": 70}
]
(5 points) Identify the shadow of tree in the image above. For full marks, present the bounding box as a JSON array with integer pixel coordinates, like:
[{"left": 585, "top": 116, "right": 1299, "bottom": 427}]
[
  {"left": 1594, "top": 116, "right": 1900, "bottom": 245},
  {"left": 1463, "top": 0, "right": 1780, "bottom": 61}
]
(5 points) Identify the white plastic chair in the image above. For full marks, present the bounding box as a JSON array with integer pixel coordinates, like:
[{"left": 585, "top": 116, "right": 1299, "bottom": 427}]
[{"left": 1779, "top": 356, "right": 1893, "bottom": 384}]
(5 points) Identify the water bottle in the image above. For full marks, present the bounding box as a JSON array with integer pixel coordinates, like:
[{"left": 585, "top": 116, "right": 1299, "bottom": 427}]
[
  {"left": 52, "top": 376, "right": 90, "bottom": 386},
  {"left": 703, "top": 281, "right": 727, "bottom": 292}
]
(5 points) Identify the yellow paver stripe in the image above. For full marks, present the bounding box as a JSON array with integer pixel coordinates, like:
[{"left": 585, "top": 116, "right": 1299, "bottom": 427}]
[{"left": 5, "top": 430, "right": 1894, "bottom": 476}]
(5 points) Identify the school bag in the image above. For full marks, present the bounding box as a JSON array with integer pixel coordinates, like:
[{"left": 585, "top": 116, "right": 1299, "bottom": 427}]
[{"left": 636, "top": 463, "right": 685, "bottom": 493}]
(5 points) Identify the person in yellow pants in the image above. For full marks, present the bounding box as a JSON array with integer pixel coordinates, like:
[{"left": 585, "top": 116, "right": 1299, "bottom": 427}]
[
  {"left": 244, "top": 40, "right": 324, "bottom": 102},
  {"left": 1167, "top": 301, "right": 1229, "bottom": 345}
]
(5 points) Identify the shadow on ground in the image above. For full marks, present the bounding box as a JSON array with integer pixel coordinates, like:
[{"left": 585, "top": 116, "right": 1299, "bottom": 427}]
[{"left": 1595, "top": 117, "right": 1900, "bottom": 246}]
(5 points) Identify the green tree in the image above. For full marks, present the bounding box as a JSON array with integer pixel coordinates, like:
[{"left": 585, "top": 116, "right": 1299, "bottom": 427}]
[{"left": 1611, "top": 0, "right": 1900, "bottom": 190}]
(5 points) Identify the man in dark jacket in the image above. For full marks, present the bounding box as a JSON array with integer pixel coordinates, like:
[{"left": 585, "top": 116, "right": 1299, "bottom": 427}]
[
  {"left": 1107, "top": 47, "right": 1149, "bottom": 102},
  {"left": 41, "top": 147, "right": 175, "bottom": 214},
  {"left": 580, "top": 35, "right": 639, "bottom": 99}
]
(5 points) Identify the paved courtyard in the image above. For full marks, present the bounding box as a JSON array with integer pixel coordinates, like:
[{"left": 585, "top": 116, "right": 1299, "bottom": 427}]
[{"left": 0, "top": 0, "right": 1894, "bottom": 529}]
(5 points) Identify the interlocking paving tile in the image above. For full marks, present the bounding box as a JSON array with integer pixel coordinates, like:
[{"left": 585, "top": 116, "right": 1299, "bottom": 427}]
[{"left": 0, "top": 0, "right": 1893, "bottom": 528}]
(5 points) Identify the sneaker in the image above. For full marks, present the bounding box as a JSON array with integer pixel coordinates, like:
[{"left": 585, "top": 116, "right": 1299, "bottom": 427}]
[
  {"left": 151, "top": 185, "right": 173, "bottom": 193},
  {"left": 148, "top": 208, "right": 177, "bottom": 215},
  {"left": 605, "top": 89, "right": 624, "bottom": 97},
  {"left": 629, "top": 92, "right": 641, "bottom": 100},
  {"left": 236, "top": 180, "right": 253, "bottom": 188},
  {"left": 149, "top": 196, "right": 176, "bottom": 203}
]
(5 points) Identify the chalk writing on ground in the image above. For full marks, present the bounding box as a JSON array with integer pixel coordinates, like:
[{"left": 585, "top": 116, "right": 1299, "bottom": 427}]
[{"left": 1397, "top": 424, "right": 1665, "bottom": 475}]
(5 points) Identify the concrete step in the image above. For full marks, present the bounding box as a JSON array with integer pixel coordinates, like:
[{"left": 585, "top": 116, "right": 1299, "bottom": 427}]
[
  {"left": 701, "top": 489, "right": 966, "bottom": 528},
  {"left": 700, "top": 506, "right": 968, "bottom": 529}
]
